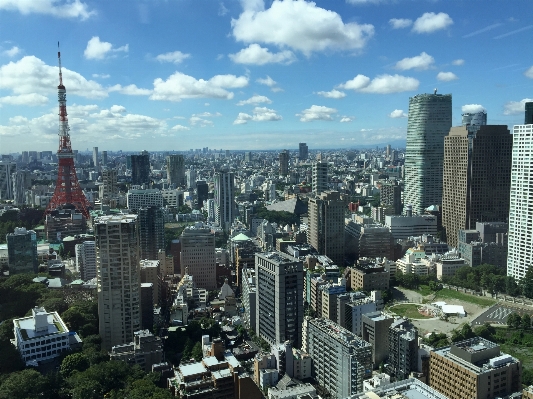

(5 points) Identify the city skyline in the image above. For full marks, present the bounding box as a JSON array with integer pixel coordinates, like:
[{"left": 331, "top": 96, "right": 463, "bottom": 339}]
[{"left": 0, "top": 0, "right": 532, "bottom": 153}]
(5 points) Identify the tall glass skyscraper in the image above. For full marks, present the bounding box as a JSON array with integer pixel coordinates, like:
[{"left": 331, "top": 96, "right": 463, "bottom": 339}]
[
  {"left": 214, "top": 170, "right": 235, "bottom": 231},
  {"left": 404, "top": 93, "right": 452, "bottom": 215}
]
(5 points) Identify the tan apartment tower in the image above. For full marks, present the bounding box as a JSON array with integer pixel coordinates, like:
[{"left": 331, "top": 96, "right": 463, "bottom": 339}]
[
  {"left": 442, "top": 124, "right": 511, "bottom": 248},
  {"left": 180, "top": 224, "right": 216, "bottom": 290},
  {"left": 95, "top": 214, "right": 141, "bottom": 351}
]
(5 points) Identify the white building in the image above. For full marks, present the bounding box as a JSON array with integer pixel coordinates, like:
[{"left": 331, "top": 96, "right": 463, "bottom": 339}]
[
  {"left": 0, "top": 161, "right": 16, "bottom": 200},
  {"left": 507, "top": 124, "right": 533, "bottom": 280},
  {"left": 126, "top": 189, "right": 163, "bottom": 212},
  {"left": 161, "top": 188, "right": 183, "bottom": 208},
  {"left": 75, "top": 240, "right": 96, "bottom": 280},
  {"left": 13, "top": 307, "right": 78, "bottom": 366},
  {"left": 385, "top": 214, "right": 438, "bottom": 240}
]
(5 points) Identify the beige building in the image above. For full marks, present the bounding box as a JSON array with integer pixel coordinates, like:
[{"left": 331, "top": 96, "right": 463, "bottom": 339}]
[
  {"left": 350, "top": 263, "right": 389, "bottom": 292},
  {"left": 95, "top": 214, "right": 141, "bottom": 351},
  {"left": 435, "top": 253, "right": 468, "bottom": 280},
  {"left": 180, "top": 224, "right": 216, "bottom": 290},
  {"left": 442, "top": 125, "right": 512, "bottom": 248},
  {"left": 429, "top": 337, "right": 521, "bottom": 399}
]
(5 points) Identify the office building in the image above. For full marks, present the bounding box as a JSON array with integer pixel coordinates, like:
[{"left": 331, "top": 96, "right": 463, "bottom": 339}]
[
  {"left": 337, "top": 292, "right": 378, "bottom": 335},
  {"left": 345, "top": 220, "right": 394, "bottom": 261},
  {"left": 507, "top": 124, "right": 533, "bottom": 280},
  {"left": 214, "top": 171, "right": 236, "bottom": 231},
  {"left": 279, "top": 150, "right": 289, "bottom": 176},
  {"left": 241, "top": 265, "right": 256, "bottom": 329},
  {"left": 299, "top": 142, "right": 308, "bottom": 160},
  {"left": 75, "top": 240, "right": 96, "bottom": 280},
  {"left": 362, "top": 312, "right": 394, "bottom": 368},
  {"left": 196, "top": 180, "right": 208, "bottom": 209},
  {"left": 404, "top": 93, "right": 452, "bottom": 215},
  {"left": 93, "top": 146, "right": 99, "bottom": 172},
  {"left": 312, "top": 161, "right": 328, "bottom": 195},
  {"left": 126, "top": 189, "right": 163, "bottom": 212},
  {"left": 110, "top": 330, "right": 163, "bottom": 372},
  {"left": 95, "top": 214, "right": 141, "bottom": 351},
  {"left": 0, "top": 161, "right": 16, "bottom": 200},
  {"left": 302, "top": 317, "right": 372, "bottom": 398},
  {"left": 387, "top": 318, "right": 418, "bottom": 380},
  {"left": 385, "top": 212, "right": 438, "bottom": 240},
  {"left": 102, "top": 150, "right": 107, "bottom": 166},
  {"left": 458, "top": 222, "right": 508, "bottom": 268},
  {"left": 99, "top": 168, "right": 118, "bottom": 202},
  {"left": 130, "top": 152, "right": 150, "bottom": 185},
  {"left": 140, "top": 283, "right": 154, "bottom": 331},
  {"left": 180, "top": 224, "right": 216, "bottom": 290},
  {"left": 166, "top": 154, "right": 186, "bottom": 188},
  {"left": 140, "top": 259, "right": 161, "bottom": 307},
  {"left": 12, "top": 170, "right": 32, "bottom": 205},
  {"left": 138, "top": 206, "right": 165, "bottom": 261},
  {"left": 186, "top": 168, "right": 197, "bottom": 189},
  {"left": 255, "top": 251, "right": 304, "bottom": 348},
  {"left": 7, "top": 227, "right": 38, "bottom": 274},
  {"left": 525, "top": 101, "right": 533, "bottom": 124},
  {"left": 350, "top": 262, "right": 389, "bottom": 292},
  {"left": 380, "top": 181, "right": 402, "bottom": 215},
  {"left": 13, "top": 307, "right": 77, "bottom": 366},
  {"left": 442, "top": 124, "right": 512, "bottom": 248},
  {"left": 429, "top": 337, "right": 521, "bottom": 399},
  {"left": 351, "top": 378, "right": 449, "bottom": 399},
  {"left": 244, "top": 151, "right": 252, "bottom": 162},
  {"left": 308, "top": 191, "right": 345, "bottom": 266}
]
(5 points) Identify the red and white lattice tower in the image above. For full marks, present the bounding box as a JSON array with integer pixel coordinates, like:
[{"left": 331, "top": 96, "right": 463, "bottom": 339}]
[{"left": 45, "top": 44, "right": 91, "bottom": 218}]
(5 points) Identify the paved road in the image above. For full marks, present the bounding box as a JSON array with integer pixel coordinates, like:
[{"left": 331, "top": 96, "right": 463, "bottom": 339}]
[{"left": 471, "top": 305, "right": 533, "bottom": 326}]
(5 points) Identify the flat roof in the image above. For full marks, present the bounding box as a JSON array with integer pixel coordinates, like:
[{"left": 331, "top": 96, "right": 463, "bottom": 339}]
[{"left": 180, "top": 362, "right": 207, "bottom": 377}]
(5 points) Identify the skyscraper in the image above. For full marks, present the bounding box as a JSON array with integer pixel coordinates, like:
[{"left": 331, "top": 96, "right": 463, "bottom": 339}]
[
  {"left": 525, "top": 101, "right": 533, "bottom": 124},
  {"left": 299, "top": 143, "right": 308, "bottom": 160},
  {"left": 442, "top": 124, "right": 512, "bottom": 248},
  {"left": 7, "top": 227, "right": 38, "bottom": 275},
  {"left": 196, "top": 180, "right": 208, "bottom": 210},
  {"left": 75, "top": 240, "right": 96, "bottom": 280},
  {"left": 0, "top": 161, "right": 16, "bottom": 200},
  {"left": 507, "top": 124, "right": 533, "bottom": 280},
  {"left": 312, "top": 161, "right": 328, "bottom": 195},
  {"left": 214, "top": 171, "right": 235, "bottom": 231},
  {"left": 166, "top": 154, "right": 186, "bottom": 188},
  {"left": 138, "top": 206, "right": 165, "bottom": 261},
  {"left": 12, "top": 170, "right": 32, "bottom": 206},
  {"left": 180, "top": 225, "right": 216, "bottom": 289},
  {"left": 279, "top": 150, "right": 289, "bottom": 176},
  {"left": 95, "top": 214, "right": 141, "bottom": 351},
  {"left": 308, "top": 191, "right": 345, "bottom": 266},
  {"left": 102, "top": 150, "right": 108, "bottom": 166},
  {"left": 131, "top": 152, "right": 150, "bottom": 185},
  {"left": 99, "top": 168, "right": 118, "bottom": 203},
  {"left": 93, "top": 147, "right": 99, "bottom": 173},
  {"left": 255, "top": 251, "right": 303, "bottom": 348},
  {"left": 404, "top": 93, "right": 452, "bottom": 215}
]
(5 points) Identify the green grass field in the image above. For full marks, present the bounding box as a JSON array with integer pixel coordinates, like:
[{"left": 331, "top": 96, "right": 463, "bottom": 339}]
[
  {"left": 433, "top": 288, "right": 497, "bottom": 307},
  {"left": 390, "top": 304, "right": 433, "bottom": 319}
]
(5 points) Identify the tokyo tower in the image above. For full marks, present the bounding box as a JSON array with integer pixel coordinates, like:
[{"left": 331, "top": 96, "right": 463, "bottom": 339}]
[{"left": 45, "top": 44, "right": 91, "bottom": 218}]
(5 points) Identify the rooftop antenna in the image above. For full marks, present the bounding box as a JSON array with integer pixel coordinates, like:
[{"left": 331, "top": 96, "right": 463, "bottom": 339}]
[{"left": 434, "top": 88, "right": 438, "bottom": 95}]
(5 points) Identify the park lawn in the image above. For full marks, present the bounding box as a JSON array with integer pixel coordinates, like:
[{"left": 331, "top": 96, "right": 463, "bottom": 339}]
[
  {"left": 390, "top": 304, "right": 432, "bottom": 319},
  {"left": 433, "top": 288, "right": 496, "bottom": 307},
  {"left": 414, "top": 285, "right": 433, "bottom": 297}
]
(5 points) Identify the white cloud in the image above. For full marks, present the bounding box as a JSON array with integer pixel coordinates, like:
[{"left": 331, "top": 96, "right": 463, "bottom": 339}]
[
  {"left": 436, "top": 71, "right": 458, "bottom": 81},
  {"left": 108, "top": 84, "right": 151, "bottom": 96},
  {"left": 452, "top": 59, "right": 464, "bottom": 66},
  {"left": 503, "top": 98, "right": 533, "bottom": 115},
  {"left": 237, "top": 95, "right": 272, "bottom": 106},
  {"left": 297, "top": 105, "right": 337, "bottom": 122},
  {"left": 232, "top": 0, "right": 374, "bottom": 56},
  {"left": 110, "top": 105, "right": 126, "bottom": 113},
  {"left": 340, "top": 117, "right": 352, "bottom": 122},
  {"left": 338, "top": 74, "right": 419, "bottom": 94},
  {"left": 317, "top": 89, "right": 346, "bottom": 99},
  {"left": 155, "top": 51, "right": 190, "bottom": 64},
  {"left": 347, "top": 0, "right": 383, "bottom": 3},
  {"left": 233, "top": 106, "right": 282, "bottom": 124},
  {"left": 192, "top": 112, "right": 222, "bottom": 118},
  {"left": 395, "top": 52, "right": 434, "bottom": 70},
  {"left": 0, "top": 0, "right": 95, "bottom": 20},
  {"left": 389, "top": 109, "right": 407, "bottom": 118},
  {"left": 171, "top": 124, "right": 190, "bottom": 131},
  {"left": 0, "top": 93, "right": 48, "bottom": 106},
  {"left": 92, "top": 73, "right": 110, "bottom": 79},
  {"left": 150, "top": 72, "right": 248, "bottom": 102},
  {"left": 218, "top": 2, "right": 228, "bottom": 16},
  {"left": 461, "top": 104, "right": 485, "bottom": 113},
  {"left": 412, "top": 12, "right": 453, "bottom": 34},
  {"left": 525, "top": 66, "right": 533, "bottom": 79},
  {"left": 3, "top": 46, "right": 20, "bottom": 57},
  {"left": 0, "top": 55, "right": 107, "bottom": 99},
  {"left": 189, "top": 116, "right": 214, "bottom": 127},
  {"left": 256, "top": 75, "right": 277, "bottom": 87},
  {"left": 229, "top": 44, "right": 296, "bottom": 65},
  {"left": 389, "top": 18, "right": 412, "bottom": 29},
  {"left": 84, "top": 36, "right": 129, "bottom": 60}
]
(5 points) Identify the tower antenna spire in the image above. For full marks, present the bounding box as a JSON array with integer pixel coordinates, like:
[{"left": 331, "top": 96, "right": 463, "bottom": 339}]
[{"left": 58, "top": 42, "right": 63, "bottom": 87}]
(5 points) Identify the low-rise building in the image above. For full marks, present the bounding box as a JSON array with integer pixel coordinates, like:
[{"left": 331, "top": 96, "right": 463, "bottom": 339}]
[
  {"left": 350, "top": 378, "right": 449, "bottom": 399},
  {"left": 350, "top": 260, "right": 389, "bottom": 292},
  {"left": 110, "top": 330, "right": 163, "bottom": 372}
]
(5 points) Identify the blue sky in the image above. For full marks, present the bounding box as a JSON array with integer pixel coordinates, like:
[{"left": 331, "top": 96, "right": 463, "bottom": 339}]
[{"left": 0, "top": 0, "right": 532, "bottom": 153}]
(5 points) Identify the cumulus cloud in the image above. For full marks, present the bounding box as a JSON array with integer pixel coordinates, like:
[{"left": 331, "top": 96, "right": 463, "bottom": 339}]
[
  {"left": 436, "top": 71, "right": 458, "bottom": 81},
  {"left": 338, "top": 74, "right": 419, "bottom": 94},
  {"left": 525, "top": 66, "right": 533, "bottom": 79},
  {"left": 110, "top": 105, "right": 126, "bottom": 113},
  {"left": 256, "top": 76, "right": 277, "bottom": 87},
  {"left": 150, "top": 72, "right": 248, "bottom": 101},
  {"left": 237, "top": 95, "right": 272, "bottom": 106},
  {"left": 0, "top": 0, "right": 95, "bottom": 20},
  {"left": 171, "top": 124, "right": 190, "bottom": 131},
  {"left": 229, "top": 44, "right": 296, "bottom": 65},
  {"left": 231, "top": 0, "right": 374, "bottom": 56},
  {"left": 0, "top": 55, "right": 107, "bottom": 99},
  {"left": 317, "top": 89, "right": 346, "bottom": 99},
  {"left": 189, "top": 116, "right": 214, "bottom": 127},
  {"left": 155, "top": 51, "right": 190, "bottom": 64},
  {"left": 84, "top": 37, "right": 129, "bottom": 60},
  {"left": 389, "top": 18, "right": 412, "bottom": 29},
  {"left": 340, "top": 117, "right": 352, "bottom": 122},
  {"left": 503, "top": 98, "right": 533, "bottom": 115},
  {"left": 92, "top": 73, "right": 110, "bottom": 79},
  {"left": 192, "top": 112, "right": 222, "bottom": 118},
  {"left": 461, "top": 104, "right": 485, "bottom": 113},
  {"left": 108, "top": 84, "right": 151, "bottom": 96},
  {"left": 0, "top": 93, "right": 48, "bottom": 106},
  {"left": 3, "top": 46, "right": 20, "bottom": 57},
  {"left": 389, "top": 109, "right": 407, "bottom": 118},
  {"left": 412, "top": 12, "right": 453, "bottom": 34},
  {"left": 395, "top": 52, "right": 434, "bottom": 70},
  {"left": 233, "top": 106, "right": 282, "bottom": 124},
  {"left": 297, "top": 105, "right": 337, "bottom": 122},
  {"left": 452, "top": 59, "right": 464, "bottom": 66}
]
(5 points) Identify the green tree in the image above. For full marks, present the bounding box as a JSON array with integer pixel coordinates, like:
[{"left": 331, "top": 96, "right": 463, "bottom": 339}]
[
  {"left": 507, "top": 312, "right": 521, "bottom": 329},
  {"left": 61, "top": 352, "right": 90, "bottom": 377},
  {"left": 0, "top": 338, "right": 24, "bottom": 374},
  {"left": 521, "top": 268, "right": 533, "bottom": 299},
  {"left": 521, "top": 313, "right": 531, "bottom": 330},
  {"left": 191, "top": 341, "right": 203, "bottom": 361},
  {"left": 0, "top": 369, "right": 50, "bottom": 399}
]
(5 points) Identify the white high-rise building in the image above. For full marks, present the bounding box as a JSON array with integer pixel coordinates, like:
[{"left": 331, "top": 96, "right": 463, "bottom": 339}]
[
  {"left": 214, "top": 171, "right": 235, "bottom": 231},
  {"left": 93, "top": 147, "right": 100, "bottom": 173},
  {"left": 75, "top": 240, "right": 96, "bottom": 280},
  {"left": 312, "top": 161, "right": 328, "bottom": 195},
  {"left": 0, "top": 161, "right": 16, "bottom": 200},
  {"left": 404, "top": 93, "right": 452, "bottom": 215},
  {"left": 507, "top": 124, "right": 533, "bottom": 280},
  {"left": 95, "top": 214, "right": 141, "bottom": 351}
]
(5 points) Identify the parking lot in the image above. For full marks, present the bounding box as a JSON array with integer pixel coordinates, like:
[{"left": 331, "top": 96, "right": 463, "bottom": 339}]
[{"left": 471, "top": 305, "right": 533, "bottom": 326}]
